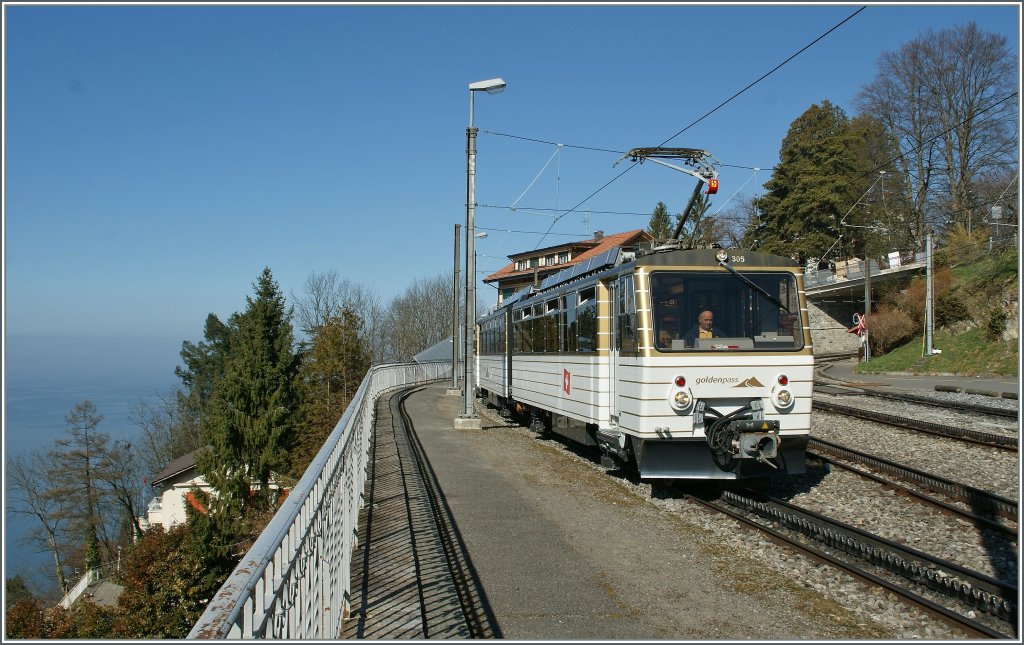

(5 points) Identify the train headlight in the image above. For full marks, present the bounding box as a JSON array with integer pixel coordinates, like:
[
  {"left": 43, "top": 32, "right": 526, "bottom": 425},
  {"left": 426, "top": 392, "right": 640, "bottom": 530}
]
[
  {"left": 772, "top": 388, "right": 794, "bottom": 409},
  {"left": 670, "top": 388, "right": 693, "bottom": 411}
]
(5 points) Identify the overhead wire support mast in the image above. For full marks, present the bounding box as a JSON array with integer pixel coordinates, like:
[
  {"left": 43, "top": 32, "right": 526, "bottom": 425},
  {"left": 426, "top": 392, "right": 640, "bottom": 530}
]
[{"left": 615, "top": 147, "right": 721, "bottom": 244}]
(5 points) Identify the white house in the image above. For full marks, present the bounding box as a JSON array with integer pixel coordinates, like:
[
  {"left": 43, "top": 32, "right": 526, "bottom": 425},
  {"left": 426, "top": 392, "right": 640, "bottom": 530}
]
[
  {"left": 146, "top": 450, "right": 285, "bottom": 530},
  {"left": 146, "top": 450, "right": 210, "bottom": 530}
]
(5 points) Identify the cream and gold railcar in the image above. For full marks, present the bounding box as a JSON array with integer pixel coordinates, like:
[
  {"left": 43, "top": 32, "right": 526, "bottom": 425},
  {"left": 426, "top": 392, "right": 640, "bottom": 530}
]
[{"left": 476, "top": 246, "right": 813, "bottom": 480}]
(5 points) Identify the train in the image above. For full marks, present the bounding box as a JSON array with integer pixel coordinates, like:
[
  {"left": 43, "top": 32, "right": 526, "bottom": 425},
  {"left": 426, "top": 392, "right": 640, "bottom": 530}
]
[{"left": 475, "top": 243, "right": 813, "bottom": 480}]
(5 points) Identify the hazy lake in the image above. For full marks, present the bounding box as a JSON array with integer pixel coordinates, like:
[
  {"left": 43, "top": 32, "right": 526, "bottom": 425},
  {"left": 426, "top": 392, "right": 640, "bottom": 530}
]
[{"left": 4, "top": 334, "right": 184, "bottom": 596}]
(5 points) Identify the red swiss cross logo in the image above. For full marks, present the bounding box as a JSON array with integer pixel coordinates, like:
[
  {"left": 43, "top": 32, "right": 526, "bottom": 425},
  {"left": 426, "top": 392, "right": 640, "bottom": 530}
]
[{"left": 563, "top": 369, "right": 571, "bottom": 395}]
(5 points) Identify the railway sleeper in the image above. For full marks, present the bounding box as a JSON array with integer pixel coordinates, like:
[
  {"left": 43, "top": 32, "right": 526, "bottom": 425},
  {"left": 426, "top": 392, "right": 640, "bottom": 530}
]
[{"left": 723, "top": 491, "right": 1015, "bottom": 620}]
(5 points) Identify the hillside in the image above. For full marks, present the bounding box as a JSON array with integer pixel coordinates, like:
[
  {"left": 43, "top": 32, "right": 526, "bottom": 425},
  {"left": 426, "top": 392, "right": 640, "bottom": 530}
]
[{"left": 856, "top": 244, "right": 1019, "bottom": 377}]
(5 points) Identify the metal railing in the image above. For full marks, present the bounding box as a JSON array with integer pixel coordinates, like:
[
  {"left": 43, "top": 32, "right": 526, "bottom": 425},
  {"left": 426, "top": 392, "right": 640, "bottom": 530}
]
[
  {"left": 188, "top": 361, "right": 453, "bottom": 639},
  {"left": 803, "top": 253, "right": 927, "bottom": 291}
]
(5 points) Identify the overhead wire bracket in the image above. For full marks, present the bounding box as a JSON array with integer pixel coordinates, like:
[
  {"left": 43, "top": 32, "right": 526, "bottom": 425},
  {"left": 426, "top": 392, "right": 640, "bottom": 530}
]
[{"left": 615, "top": 147, "right": 722, "bottom": 244}]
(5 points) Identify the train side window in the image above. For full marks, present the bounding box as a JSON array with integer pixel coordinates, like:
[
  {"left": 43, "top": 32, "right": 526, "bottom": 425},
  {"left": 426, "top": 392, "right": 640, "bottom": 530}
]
[
  {"left": 512, "top": 309, "right": 524, "bottom": 353},
  {"left": 558, "top": 296, "right": 568, "bottom": 352},
  {"left": 532, "top": 304, "right": 545, "bottom": 353},
  {"left": 545, "top": 299, "right": 559, "bottom": 353},
  {"left": 566, "top": 293, "right": 578, "bottom": 352},
  {"left": 616, "top": 274, "right": 636, "bottom": 353},
  {"left": 521, "top": 308, "right": 534, "bottom": 353},
  {"left": 577, "top": 287, "right": 598, "bottom": 353}
]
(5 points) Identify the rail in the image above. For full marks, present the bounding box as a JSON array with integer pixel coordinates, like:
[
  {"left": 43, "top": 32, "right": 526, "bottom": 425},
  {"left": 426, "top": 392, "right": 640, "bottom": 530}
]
[{"left": 187, "top": 361, "right": 453, "bottom": 639}]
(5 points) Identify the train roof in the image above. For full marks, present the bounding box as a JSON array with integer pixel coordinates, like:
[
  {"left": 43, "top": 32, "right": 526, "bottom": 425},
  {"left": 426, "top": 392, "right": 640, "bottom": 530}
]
[{"left": 484, "top": 246, "right": 799, "bottom": 316}]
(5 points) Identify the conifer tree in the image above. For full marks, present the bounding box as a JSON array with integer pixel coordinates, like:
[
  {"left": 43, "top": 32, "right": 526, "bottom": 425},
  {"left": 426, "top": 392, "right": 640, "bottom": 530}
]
[
  {"left": 647, "top": 201, "right": 673, "bottom": 242},
  {"left": 196, "top": 267, "right": 299, "bottom": 553},
  {"left": 747, "top": 101, "right": 906, "bottom": 262}
]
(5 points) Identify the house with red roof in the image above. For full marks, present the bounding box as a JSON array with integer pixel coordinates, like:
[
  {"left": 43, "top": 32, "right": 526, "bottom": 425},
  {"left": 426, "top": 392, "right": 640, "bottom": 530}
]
[{"left": 482, "top": 229, "right": 654, "bottom": 305}]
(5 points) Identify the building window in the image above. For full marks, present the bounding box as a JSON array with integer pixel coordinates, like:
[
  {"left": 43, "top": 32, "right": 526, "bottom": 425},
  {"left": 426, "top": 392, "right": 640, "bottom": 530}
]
[{"left": 558, "top": 252, "right": 570, "bottom": 264}]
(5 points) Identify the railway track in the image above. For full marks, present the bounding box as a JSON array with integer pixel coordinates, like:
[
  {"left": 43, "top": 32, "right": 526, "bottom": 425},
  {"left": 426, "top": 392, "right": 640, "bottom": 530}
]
[
  {"left": 812, "top": 398, "right": 1018, "bottom": 450},
  {"left": 807, "top": 437, "right": 1018, "bottom": 528},
  {"left": 685, "top": 487, "right": 1018, "bottom": 639},
  {"left": 854, "top": 389, "right": 1019, "bottom": 418},
  {"left": 344, "top": 388, "right": 500, "bottom": 639},
  {"left": 394, "top": 388, "right": 502, "bottom": 639}
]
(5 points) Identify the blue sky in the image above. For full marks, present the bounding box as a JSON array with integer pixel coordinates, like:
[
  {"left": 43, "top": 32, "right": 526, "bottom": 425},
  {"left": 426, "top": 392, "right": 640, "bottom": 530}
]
[{"left": 4, "top": 2, "right": 1021, "bottom": 344}]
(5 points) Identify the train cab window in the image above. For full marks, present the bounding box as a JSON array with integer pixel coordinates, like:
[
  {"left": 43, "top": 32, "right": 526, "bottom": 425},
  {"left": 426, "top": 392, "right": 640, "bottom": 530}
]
[
  {"left": 651, "top": 274, "right": 686, "bottom": 350},
  {"left": 649, "top": 271, "right": 803, "bottom": 352}
]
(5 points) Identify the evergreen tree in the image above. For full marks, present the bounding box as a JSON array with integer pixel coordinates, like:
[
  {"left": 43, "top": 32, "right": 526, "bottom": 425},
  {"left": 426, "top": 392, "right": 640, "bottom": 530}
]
[
  {"left": 5, "top": 575, "right": 34, "bottom": 609},
  {"left": 647, "top": 201, "right": 673, "bottom": 241},
  {"left": 196, "top": 267, "right": 299, "bottom": 554},
  {"left": 176, "top": 313, "right": 233, "bottom": 404},
  {"left": 676, "top": 193, "right": 718, "bottom": 247},
  {"left": 748, "top": 101, "right": 906, "bottom": 262}
]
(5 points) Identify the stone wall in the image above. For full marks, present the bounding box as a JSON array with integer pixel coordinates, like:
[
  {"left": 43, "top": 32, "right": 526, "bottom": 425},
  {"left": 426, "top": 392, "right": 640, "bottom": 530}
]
[{"left": 808, "top": 300, "right": 862, "bottom": 355}]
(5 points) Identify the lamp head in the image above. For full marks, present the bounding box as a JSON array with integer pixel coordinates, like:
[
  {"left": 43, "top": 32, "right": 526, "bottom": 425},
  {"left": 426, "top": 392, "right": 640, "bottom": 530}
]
[{"left": 469, "top": 78, "right": 506, "bottom": 94}]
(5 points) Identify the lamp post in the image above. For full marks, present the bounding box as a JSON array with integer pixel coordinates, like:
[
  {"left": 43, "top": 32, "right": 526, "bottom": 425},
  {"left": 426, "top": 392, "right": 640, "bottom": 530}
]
[
  {"left": 448, "top": 223, "right": 461, "bottom": 394},
  {"left": 457, "top": 77, "right": 505, "bottom": 428}
]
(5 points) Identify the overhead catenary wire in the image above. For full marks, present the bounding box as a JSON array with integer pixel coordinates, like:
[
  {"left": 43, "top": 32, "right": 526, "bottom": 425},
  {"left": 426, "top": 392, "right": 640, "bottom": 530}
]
[
  {"left": 510, "top": 145, "right": 563, "bottom": 210},
  {"left": 710, "top": 168, "right": 761, "bottom": 217},
  {"left": 525, "top": 6, "right": 868, "bottom": 249}
]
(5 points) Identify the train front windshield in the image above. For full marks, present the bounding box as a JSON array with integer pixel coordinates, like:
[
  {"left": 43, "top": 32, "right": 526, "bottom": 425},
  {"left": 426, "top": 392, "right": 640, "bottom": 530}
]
[{"left": 650, "top": 271, "right": 804, "bottom": 351}]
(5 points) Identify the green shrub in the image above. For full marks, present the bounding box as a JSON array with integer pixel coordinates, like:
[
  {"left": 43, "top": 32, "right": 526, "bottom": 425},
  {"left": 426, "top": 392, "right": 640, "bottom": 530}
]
[
  {"left": 935, "top": 291, "right": 971, "bottom": 328},
  {"left": 986, "top": 307, "right": 1008, "bottom": 340}
]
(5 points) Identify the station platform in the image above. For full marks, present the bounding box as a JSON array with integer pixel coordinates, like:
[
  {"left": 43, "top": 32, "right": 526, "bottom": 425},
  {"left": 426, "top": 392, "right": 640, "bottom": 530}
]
[{"left": 340, "top": 383, "right": 891, "bottom": 640}]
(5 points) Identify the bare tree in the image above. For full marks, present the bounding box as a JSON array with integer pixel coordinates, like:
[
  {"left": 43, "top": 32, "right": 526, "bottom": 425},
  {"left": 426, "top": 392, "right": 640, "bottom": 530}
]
[
  {"left": 292, "top": 270, "right": 386, "bottom": 363},
  {"left": 48, "top": 401, "right": 112, "bottom": 568},
  {"left": 95, "top": 440, "right": 147, "bottom": 541},
  {"left": 379, "top": 272, "right": 455, "bottom": 362},
  {"left": 858, "top": 22, "right": 1018, "bottom": 235},
  {"left": 128, "top": 387, "right": 203, "bottom": 479},
  {"left": 7, "top": 449, "right": 73, "bottom": 595},
  {"left": 718, "top": 196, "right": 760, "bottom": 248},
  {"left": 857, "top": 38, "right": 939, "bottom": 245},
  {"left": 292, "top": 271, "right": 381, "bottom": 334},
  {"left": 929, "top": 23, "right": 1018, "bottom": 228}
]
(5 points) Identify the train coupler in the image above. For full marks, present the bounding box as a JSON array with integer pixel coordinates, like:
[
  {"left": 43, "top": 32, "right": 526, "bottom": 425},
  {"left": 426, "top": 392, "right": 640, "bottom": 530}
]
[{"left": 707, "top": 419, "right": 781, "bottom": 469}]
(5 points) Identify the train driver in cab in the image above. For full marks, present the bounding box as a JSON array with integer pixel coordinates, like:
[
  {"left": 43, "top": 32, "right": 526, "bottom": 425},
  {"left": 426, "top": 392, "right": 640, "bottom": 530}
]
[{"left": 683, "top": 310, "right": 726, "bottom": 347}]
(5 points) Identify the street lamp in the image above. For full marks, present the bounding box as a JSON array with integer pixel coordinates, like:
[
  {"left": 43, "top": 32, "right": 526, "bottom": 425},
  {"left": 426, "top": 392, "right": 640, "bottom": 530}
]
[{"left": 458, "top": 77, "right": 505, "bottom": 429}]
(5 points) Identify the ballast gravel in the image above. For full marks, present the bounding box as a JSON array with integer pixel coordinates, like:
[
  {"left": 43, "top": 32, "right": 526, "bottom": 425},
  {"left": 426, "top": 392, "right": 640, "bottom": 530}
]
[{"left": 469, "top": 379, "right": 1019, "bottom": 641}]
